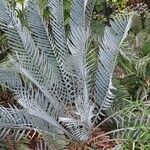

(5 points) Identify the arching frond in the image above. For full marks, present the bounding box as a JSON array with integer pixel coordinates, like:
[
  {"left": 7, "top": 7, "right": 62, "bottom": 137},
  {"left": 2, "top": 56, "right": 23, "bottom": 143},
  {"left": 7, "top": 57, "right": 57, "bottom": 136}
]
[
  {"left": 0, "top": 0, "right": 65, "bottom": 108},
  {"left": 26, "top": 0, "right": 60, "bottom": 75},
  {"left": 68, "top": 0, "right": 93, "bottom": 57},
  {"left": 0, "top": 105, "right": 68, "bottom": 149},
  {"left": 0, "top": 67, "right": 65, "bottom": 127},
  {"left": 48, "top": 0, "right": 69, "bottom": 59},
  {"left": 67, "top": 0, "right": 97, "bottom": 104},
  {"left": 0, "top": 106, "right": 38, "bottom": 142},
  {"left": 95, "top": 12, "right": 133, "bottom": 111}
]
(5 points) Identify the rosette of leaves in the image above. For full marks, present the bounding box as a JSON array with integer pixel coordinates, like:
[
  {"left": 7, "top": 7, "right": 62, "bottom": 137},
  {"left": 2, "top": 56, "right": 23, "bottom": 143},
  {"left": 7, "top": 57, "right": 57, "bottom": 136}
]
[{"left": 0, "top": 0, "right": 149, "bottom": 149}]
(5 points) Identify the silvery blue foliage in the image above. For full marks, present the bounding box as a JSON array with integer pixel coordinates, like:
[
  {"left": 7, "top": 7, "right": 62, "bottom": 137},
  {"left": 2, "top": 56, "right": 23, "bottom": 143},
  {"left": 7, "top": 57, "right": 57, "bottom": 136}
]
[{"left": 0, "top": 0, "right": 133, "bottom": 149}]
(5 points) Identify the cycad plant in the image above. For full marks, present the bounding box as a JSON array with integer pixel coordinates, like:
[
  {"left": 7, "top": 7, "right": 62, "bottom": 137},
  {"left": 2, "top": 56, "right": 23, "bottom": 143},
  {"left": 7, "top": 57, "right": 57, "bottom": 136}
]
[{"left": 0, "top": 0, "right": 149, "bottom": 149}]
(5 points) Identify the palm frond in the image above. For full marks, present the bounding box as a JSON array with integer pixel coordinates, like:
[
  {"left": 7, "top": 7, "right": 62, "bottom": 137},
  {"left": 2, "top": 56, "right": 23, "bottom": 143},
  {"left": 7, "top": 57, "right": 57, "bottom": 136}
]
[
  {"left": 0, "top": 0, "right": 72, "bottom": 138},
  {"left": 48, "top": 0, "right": 69, "bottom": 60},
  {"left": 26, "top": 0, "right": 60, "bottom": 75},
  {"left": 67, "top": 1, "right": 89, "bottom": 104},
  {"left": 0, "top": 106, "right": 34, "bottom": 142},
  {"left": 25, "top": 0, "right": 74, "bottom": 106},
  {"left": 86, "top": 46, "right": 98, "bottom": 96},
  {"left": 67, "top": 0, "right": 97, "bottom": 103},
  {"left": 95, "top": 12, "right": 133, "bottom": 111},
  {"left": 0, "top": 67, "right": 71, "bottom": 135},
  {"left": 68, "top": 0, "right": 87, "bottom": 56},
  {"left": 0, "top": 105, "right": 68, "bottom": 148},
  {"left": 68, "top": 0, "right": 94, "bottom": 57},
  {"left": 0, "top": 0, "right": 65, "bottom": 108}
]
